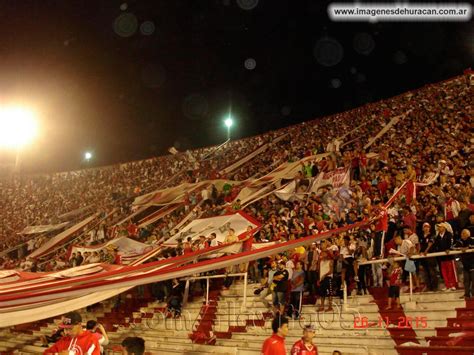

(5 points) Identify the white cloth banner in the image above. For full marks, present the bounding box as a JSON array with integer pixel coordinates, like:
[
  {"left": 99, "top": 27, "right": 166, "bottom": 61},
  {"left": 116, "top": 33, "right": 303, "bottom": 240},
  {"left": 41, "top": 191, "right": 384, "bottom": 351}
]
[
  {"left": 164, "top": 211, "right": 259, "bottom": 245},
  {"left": 221, "top": 143, "right": 270, "bottom": 174},
  {"left": 21, "top": 222, "right": 70, "bottom": 235},
  {"left": 364, "top": 113, "right": 406, "bottom": 149},
  {"left": 246, "top": 153, "right": 330, "bottom": 188},
  {"left": 274, "top": 180, "right": 300, "bottom": 201},
  {"left": 220, "top": 134, "right": 288, "bottom": 175},
  {"left": 137, "top": 204, "right": 181, "bottom": 228},
  {"left": 29, "top": 215, "right": 97, "bottom": 259},
  {"left": 133, "top": 180, "right": 237, "bottom": 207},
  {"left": 71, "top": 237, "right": 153, "bottom": 262}
]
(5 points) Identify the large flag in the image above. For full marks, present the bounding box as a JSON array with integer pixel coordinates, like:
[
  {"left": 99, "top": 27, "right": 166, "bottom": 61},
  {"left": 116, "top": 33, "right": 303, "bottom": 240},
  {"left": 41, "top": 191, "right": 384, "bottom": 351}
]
[
  {"left": 310, "top": 167, "right": 350, "bottom": 193},
  {"left": 274, "top": 168, "right": 351, "bottom": 201}
]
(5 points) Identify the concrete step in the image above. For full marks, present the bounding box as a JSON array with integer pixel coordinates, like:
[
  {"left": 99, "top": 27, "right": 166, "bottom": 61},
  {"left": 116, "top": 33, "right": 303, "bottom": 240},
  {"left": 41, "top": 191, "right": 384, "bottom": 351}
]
[
  {"left": 217, "top": 335, "right": 397, "bottom": 347},
  {"left": 396, "top": 345, "right": 474, "bottom": 355}
]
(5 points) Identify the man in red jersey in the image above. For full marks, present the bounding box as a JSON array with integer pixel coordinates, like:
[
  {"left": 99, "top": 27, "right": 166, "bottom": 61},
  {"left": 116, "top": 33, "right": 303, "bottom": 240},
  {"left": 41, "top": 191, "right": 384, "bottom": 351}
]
[
  {"left": 44, "top": 311, "right": 100, "bottom": 355},
  {"left": 291, "top": 325, "right": 318, "bottom": 355},
  {"left": 261, "top": 315, "right": 289, "bottom": 355}
]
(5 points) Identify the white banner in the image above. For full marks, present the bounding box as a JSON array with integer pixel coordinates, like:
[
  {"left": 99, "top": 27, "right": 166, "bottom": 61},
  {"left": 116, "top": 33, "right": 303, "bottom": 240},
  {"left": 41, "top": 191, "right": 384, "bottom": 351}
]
[
  {"left": 21, "top": 222, "right": 70, "bottom": 235},
  {"left": 220, "top": 134, "right": 288, "bottom": 174},
  {"left": 71, "top": 237, "right": 154, "bottom": 263},
  {"left": 364, "top": 113, "right": 407, "bottom": 149},
  {"left": 133, "top": 180, "right": 237, "bottom": 207},
  {"left": 274, "top": 180, "right": 300, "bottom": 201},
  {"left": 28, "top": 215, "right": 97, "bottom": 259},
  {"left": 164, "top": 211, "right": 260, "bottom": 245}
]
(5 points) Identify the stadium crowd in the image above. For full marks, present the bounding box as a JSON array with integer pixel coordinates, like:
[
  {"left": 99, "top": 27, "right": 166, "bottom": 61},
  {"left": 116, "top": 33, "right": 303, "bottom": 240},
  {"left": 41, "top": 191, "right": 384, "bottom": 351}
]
[{"left": 0, "top": 74, "right": 473, "bottom": 313}]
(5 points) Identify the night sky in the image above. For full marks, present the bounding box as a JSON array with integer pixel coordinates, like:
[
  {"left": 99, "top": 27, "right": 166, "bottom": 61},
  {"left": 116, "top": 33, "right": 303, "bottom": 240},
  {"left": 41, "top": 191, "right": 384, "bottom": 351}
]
[{"left": 0, "top": 0, "right": 472, "bottom": 173}]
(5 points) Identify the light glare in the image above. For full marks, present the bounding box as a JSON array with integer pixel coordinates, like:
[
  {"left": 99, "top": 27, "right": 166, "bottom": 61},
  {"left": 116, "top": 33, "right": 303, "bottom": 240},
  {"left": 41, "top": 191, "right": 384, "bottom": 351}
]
[
  {"left": 84, "top": 152, "right": 92, "bottom": 160},
  {"left": 0, "top": 107, "right": 38, "bottom": 148},
  {"left": 224, "top": 117, "right": 233, "bottom": 128}
]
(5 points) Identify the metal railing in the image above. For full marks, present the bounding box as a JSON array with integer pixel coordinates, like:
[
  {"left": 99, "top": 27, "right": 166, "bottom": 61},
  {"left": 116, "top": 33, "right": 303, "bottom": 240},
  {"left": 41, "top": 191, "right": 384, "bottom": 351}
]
[
  {"left": 359, "top": 248, "right": 474, "bottom": 301},
  {"left": 182, "top": 272, "right": 248, "bottom": 309}
]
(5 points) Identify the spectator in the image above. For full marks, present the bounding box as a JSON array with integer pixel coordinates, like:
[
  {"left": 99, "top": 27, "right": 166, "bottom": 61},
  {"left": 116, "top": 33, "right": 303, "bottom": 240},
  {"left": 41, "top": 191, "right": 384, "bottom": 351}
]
[
  {"left": 167, "top": 278, "right": 184, "bottom": 317},
  {"left": 85, "top": 320, "right": 109, "bottom": 353},
  {"left": 272, "top": 261, "right": 290, "bottom": 314},
  {"left": 224, "top": 228, "right": 239, "bottom": 244},
  {"left": 303, "top": 243, "right": 319, "bottom": 297},
  {"left": 291, "top": 324, "right": 318, "bottom": 355},
  {"left": 261, "top": 315, "right": 289, "bottom": 355},
  {"left": 121, "top": 336, "right": 145, "bottom": 355},
  {"left": 354, "top": 236, "right": 369, "bottom": 295},
  {"left": 318, "top": 240, "right": 334, "bottom": 312},
  {"left": 75, "top": 252, "right": 84, "bottom": 266},
  {"left": 260, "top": 261, "right": 277, "bottom": 309},
  {"left": 40, "top": 328, "right": 65, "bottom": 347},
  {"left": 419, "top": 223, "right": 438, "bottom": 291},
  {"left": 340, "top": 236, "right": 356, "bottom": 289},
  {"left": 454, "top": 229, "right": 474, "bottom": 299},
  {"left": 434, "top": 222, "right": 457, "bottom": 290},
  {"left": 207, "top": 233, "right": 218, "bottom": 247},
  {"left": 386, "top": 260, "right": 402, "bottom": 310},
  {"left": 288, "top": 261, "right": 305, "bottom": 319},
  {"left": 43, "top": 311, "right": 100, "bottom": 355}
]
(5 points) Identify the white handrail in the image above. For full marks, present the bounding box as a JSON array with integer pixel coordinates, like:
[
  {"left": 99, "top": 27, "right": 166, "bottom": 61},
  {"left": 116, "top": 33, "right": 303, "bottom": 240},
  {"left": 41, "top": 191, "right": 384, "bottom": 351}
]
[
  {"left": 360, "top": 248, "right": 474, "bottom": 265},
  {"left": 360, "top": 248, "right": 474, "bottom": 300}
]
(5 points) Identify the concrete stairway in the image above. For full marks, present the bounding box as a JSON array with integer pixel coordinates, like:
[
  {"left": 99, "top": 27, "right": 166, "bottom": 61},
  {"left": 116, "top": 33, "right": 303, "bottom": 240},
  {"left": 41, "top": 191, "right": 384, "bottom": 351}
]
[
  {"left": 209, "top": 281, "right": 470, "bottom": 355},
  {"left": 396, "top": 298, "right": 474, "bottom": 355}
]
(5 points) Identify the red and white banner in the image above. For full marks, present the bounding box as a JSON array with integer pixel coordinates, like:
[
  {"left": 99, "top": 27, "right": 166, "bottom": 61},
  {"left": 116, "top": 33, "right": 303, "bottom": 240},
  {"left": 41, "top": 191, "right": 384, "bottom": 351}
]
[
  {"left": 0, "top": 218, "right": 368, "bottom": 327},
  {"left": 28, "top": 215, "right": 98, "bottom": 259},
  {"left": 310, "top": 167, "right": 350, "bottom": 193},
  {"left": 273, "top": 168, "right": 351, "bottom": 206}
]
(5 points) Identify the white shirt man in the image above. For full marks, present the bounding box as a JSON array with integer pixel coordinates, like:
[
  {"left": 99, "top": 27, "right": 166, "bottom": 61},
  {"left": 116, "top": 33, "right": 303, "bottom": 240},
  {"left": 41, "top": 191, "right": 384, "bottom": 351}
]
[
  {"left": 399, "top": 238, "right": 414, "bottom": 256},
  {"left": 285, "top": 258, "right": 295, "bottom": 279},
  {"left": 340, "top": 242, "right": 356, "bottom": 259}
]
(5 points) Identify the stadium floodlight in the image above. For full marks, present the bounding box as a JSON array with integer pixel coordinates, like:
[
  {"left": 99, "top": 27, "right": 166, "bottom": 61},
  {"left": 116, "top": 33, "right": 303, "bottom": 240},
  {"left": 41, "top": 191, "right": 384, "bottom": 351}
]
[
  {"left": 0, "top": 107, "right": 38, "bottom": 149},
  {"left": 84, "top": 152, "right": 93, "bottom": 161},
  {"left": 224, "top": 116, "right": 233, "bottom": 128},
  {"left": 224, "top": 116, "right": 233, "bottom": 140}
]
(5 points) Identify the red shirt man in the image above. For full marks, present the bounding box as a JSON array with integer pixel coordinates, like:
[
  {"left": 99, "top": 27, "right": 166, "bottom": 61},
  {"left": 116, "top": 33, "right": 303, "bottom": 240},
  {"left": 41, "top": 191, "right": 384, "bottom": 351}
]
[
  {"left": 44, "top": 311, "right": 100, "bottom": 355},
  {"left": 262, "top": 316, "right": 289, "bottom": 355},
  {"left": 291, "top": 325, "right": 318, "bottom": 355},
  {"left": 240, "top": 226, "right": 255, "bottom": 252}
]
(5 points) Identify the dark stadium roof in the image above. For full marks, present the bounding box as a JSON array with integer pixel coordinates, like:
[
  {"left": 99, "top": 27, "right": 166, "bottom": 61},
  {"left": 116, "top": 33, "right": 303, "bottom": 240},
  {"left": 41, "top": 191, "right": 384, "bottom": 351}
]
[{"left": 0, "top": 0, "right": 471, "bottom": 172}]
